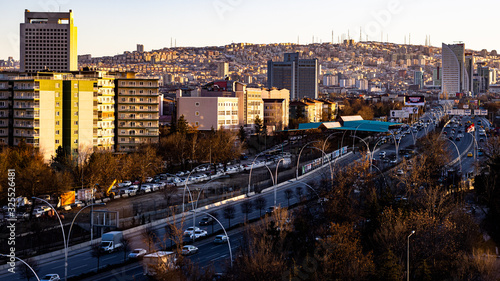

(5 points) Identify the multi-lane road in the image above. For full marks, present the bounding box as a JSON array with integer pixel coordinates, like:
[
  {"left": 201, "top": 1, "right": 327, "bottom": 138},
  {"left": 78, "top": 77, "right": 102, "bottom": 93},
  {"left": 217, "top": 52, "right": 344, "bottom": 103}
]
[{"left": 0, "top": 108, "right": 489, "bottom": 281}]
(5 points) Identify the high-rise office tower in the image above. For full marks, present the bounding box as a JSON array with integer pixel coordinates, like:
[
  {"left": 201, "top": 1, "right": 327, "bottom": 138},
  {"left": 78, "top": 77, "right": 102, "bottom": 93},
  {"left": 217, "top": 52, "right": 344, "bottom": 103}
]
[
  {"left": 441, "top": 43, "right": 465, "bottom": 95},
  {"left": 137, "top": 44, "right": 144, "bottom": 52},
  {"left": 414, "top": 68, "right": 424, "bottom": 89},
  {"left": 217, "top": 62, "right": 229, "bottom": 78},
  {"left": 267, "top": 52, "right": 318, "bottom": 100},
  {"left": 464, "top": 54, "right": 475, "bottom": 94},
  {"left": 20, "top": 10, "right": 77, "bottom": 72},
  {"left": 433, "top": 67, "right": 442, "bottom": 86}
]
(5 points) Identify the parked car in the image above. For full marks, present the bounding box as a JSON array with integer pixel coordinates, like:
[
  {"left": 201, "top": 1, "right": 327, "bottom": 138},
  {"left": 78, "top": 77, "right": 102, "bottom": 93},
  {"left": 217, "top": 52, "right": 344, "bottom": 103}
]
[
  {"left": 181, "top": 245, "right": 199, "bottom": 255},
  {"left": 40, "top": 274, "right": 60, "bottom": 281},
  {"left": 199, "top": 216, "right": 214, "bottom": 226},
  {"left": 128, "top": 248, "right": 147, "bottom": 259},
  {"left": 467, "top": 152, "right": 473, "bottom": 157},
  {"left": 213, "top": 235, "right": 229, "bottom": 244},
  {"left": 145, "top": 177, "right": 153, "bottom": 183}
]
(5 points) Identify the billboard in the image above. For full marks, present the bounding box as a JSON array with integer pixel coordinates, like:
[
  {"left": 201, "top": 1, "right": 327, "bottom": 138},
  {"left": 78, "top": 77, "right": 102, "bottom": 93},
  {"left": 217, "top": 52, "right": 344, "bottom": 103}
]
[
  {"left": 60, "top": 191, "right": 75, "bottom": 206},
  {"left": 473, "top": 109, "right": 488, "bottom": 116},
  {"left": 390, "top": 110, "right": 410, "bottom": 118},
  {"left": 403, "top": 107, "right": 419, "bottom": 114},
  {"left": 405, "top": 96, "right": 425, "bottom": 106}
]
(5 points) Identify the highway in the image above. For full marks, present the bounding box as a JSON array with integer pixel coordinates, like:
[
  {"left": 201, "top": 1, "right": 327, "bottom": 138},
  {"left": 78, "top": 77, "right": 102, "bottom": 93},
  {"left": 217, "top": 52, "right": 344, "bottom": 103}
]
[{"left": 0, "top": 107, "right": 488, "bottom": 280}]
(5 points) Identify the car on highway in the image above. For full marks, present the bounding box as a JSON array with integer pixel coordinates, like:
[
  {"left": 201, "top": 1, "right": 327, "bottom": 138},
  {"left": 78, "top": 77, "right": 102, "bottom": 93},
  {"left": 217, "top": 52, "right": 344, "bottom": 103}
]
[
  {"left": 266, "top": 206, "right": 279, "bottom": 215},
  {"left": 190, "top": 229, "right": 208, "bottom": 240},
  {"left": 455, "top": 137, "right": 460, "bottom": 141},
  {"left": 182, "top": 245, "right": 199, "bottom": 255},
  {"left": 396, "top": 169, "right": 404, "bottom": 175},
  {"left": 199, "top": 216, "right": 214, "bottom": 226},
  {"left": 479, "top": 138, "right": 485, "bottom": 142},
  {"left": 467, "top": 152, "right": 473, "bottom": 157},
  {"left": 214, "top": 235, "right": 229, "bottom": 244},
  {"left": 40, "top": 274, "right": 61, "bottom": 281},
  {"left": 128, "top": 248, "right": 147, "bottom": 259},
  {"left": 183, "top": 226, "right": 201, "bottom": 236},
  {"left": 379, "top": 151, "right": 386, "bottom": 158}
]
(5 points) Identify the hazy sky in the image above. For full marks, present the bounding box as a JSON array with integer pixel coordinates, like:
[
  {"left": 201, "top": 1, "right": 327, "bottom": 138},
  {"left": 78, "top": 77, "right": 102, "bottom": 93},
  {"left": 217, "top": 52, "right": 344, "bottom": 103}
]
[{"left": 1, "top": 0, "right": 499, "bottom": 59}]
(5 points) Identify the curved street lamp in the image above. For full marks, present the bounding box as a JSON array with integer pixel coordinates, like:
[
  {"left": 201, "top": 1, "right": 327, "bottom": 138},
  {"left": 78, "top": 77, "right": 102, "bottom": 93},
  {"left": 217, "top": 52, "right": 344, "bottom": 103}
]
[
  {"left": 32, "top": 197, "right": 68, "bottom": 281},
  {"left": 0, "top": 254, "right": 40, "bottom": 281},
  {"left": 295, "top": 140, "right": 322, "bottom": 180},
  {"left": 191, "top": 210, "right": 233, "bottom": 267},
  {"left": 67, "top": 203, "right": 105, "bottom": 250},
  {"left": 441, "top": 137, "right": 463, "bottom": 175}
]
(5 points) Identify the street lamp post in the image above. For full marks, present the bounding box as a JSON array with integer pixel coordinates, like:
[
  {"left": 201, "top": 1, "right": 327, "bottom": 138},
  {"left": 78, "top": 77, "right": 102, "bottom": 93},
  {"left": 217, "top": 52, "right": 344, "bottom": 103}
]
[
  {"left": 407, "top": 230, "right": 415, "bottom": 281},
  {"left": 67, "top": 203, "right": 105, "bottom": 250},
  {"left": 32, "top": 197, "right": 68, "bottom": 281},
  {"left": 274, "top": 158, "right": 285, "bottom": 207},
  {"left": 442, "top": 137, "right": 463, "bottom": 175},
  {"left": 182, "top": 164, "right": 209, "bottom": 213},
  {"left": 191, "top": 210, "right": 233, "bottom": 267},
  {"left": 0, "top": 254, "right": 40, "bottom": 281},
  {"left": 295, "top": 140, "right": 321, "bottom": 180}
]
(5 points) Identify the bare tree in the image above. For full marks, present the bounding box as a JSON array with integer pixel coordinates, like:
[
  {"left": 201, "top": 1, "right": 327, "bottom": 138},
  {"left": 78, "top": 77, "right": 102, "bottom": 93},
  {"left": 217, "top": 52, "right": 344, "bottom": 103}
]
[
  {"left": 254, "top": 197, "right": 267, "bottom": 217},
  {"left": 142, "top": 226, "right": 158, "bottom": 252},
  {"left": 284, "top": 188, "right": 293, "bottom": 207},
  {"left": 223, "top": 205, "right": 236, "bottom": 228},
  {"left": 90, "top": 242, "right": 103, "bottom": 271},
  {"left": 19, "top": 257, "right": 39, "bottom": 281},
  {"left": 241, "top": 200, "right": 253, "bottom": 222},
  {"left": 120, "top": 235, "right": 131, "bottom": 262}
]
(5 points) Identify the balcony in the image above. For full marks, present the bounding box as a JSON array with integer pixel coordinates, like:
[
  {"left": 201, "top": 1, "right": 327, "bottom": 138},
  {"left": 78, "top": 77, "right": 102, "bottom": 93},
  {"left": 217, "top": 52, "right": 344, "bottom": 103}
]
[
  {"left": 14, "top": 94, "right": 40, "bottom": 99},
  {"left": 14, "top": 104, "right": 39, "bottom": 109},
  {"left": 16, "top": 112, "right": 40, "bottom": 118},
  {"left": 15, "top": 122, "right": 39, "bottom": 128},
  {"left": 14, "top": 132, "right": 38, "bottom": 138}
]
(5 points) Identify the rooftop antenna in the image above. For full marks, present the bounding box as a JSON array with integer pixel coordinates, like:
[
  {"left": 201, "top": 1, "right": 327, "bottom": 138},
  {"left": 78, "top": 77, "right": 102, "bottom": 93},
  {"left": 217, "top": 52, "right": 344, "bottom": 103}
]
[
  {"left": 359, "top": 27, "right": 362, "bottom": 42},
  {"left": 348, "top": 29, "right": 350, "bottom": 40},
  {"left": 298, "top": 35, "right": 300, "bottom": 45},
  {"left": 171, "top": 38, "right": 172, "bottom": 48},
  {"left": 332, "top": 30, "right": 334, "bottom": 44},
  {"left": 404, "top": 35, "right": 406, "bottom": 45},
  {"left": 386, "top": 34, "right": 388, "bottom": 43}
]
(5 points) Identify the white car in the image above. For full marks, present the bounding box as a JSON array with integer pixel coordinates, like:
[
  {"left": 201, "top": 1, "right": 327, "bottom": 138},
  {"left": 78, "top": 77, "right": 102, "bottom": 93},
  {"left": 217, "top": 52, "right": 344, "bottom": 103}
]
[
  {"left": 122, "top": 181, "right": 132, "bottom": 186},
  {"left": 128, "top": 248, "right": 147, "bottom": 259},
  {"left": 40, "top": 274, "right": 60, "bottom": 281},
  {"left": 145, "top": 177, "right": 153, "bottom": 183},
  {"left": 190, "top": 230, "right": 208, "bottom": 240},
  {"left": 183, "top": 226, "right": 201, "bottom": 236},
  {"left": 182, "top": 245, "right": 198, "bottom": 255}
]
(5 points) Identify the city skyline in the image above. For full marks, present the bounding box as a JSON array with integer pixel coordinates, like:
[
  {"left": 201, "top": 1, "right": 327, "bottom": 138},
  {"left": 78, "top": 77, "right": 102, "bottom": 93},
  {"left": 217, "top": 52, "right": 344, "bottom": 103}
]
[{"left": 1, "top": 0, "right": 500, "bottom": 60}]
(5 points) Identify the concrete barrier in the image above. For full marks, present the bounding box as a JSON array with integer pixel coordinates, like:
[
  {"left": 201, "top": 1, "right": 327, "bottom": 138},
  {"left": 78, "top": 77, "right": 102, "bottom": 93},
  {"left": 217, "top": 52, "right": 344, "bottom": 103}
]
[
  {"left": 95, "top": 199, "right": 102, "bottom": 204},
  {"left": 113, "top": 194, "right": 121, "bottom": 199},
  {"left": 121, "top": 193, "right": 129, "bottom": 198},
  {"left": 102, "top": 198, "right": 111, "bottom": 203}
]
